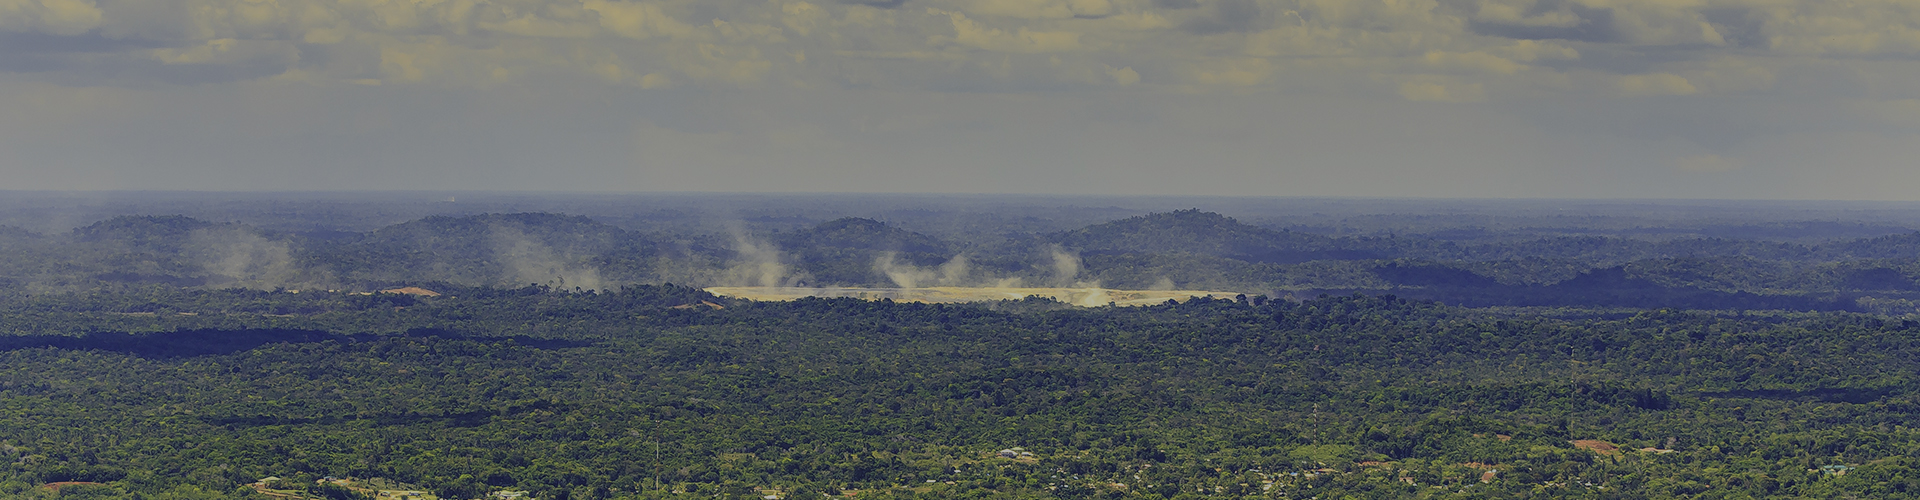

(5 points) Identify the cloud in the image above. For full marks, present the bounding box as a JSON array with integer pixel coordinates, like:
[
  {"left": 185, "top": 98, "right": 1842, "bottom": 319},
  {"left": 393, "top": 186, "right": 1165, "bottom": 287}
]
[
  {"left": 0, "top": 0, "right": 1905, "bottom": 100},
  {"left": 1469, "top": 1, "right": 1619, "bottom": 43},
  {"left": 964, "top": 0, "right": 1112, "bottom": 20},
  {"left": 930, "top": 8, "right": 1084, "bottom": 53},
  {"left": 0, "top": 0, "right": 103, "bottom": 36},
  {"left": 842, "top": 0, "right": 909, "bottom": 8},
  {"left": 583, "top": 0, "right": 699, "bottom": 40},
  {"left": 1760, "top": 1, "right": 1920, "bottom": 56},
  {"left": 1697, "top": 8, "right": 1766, "bottom": 48},
  {"left": 1473, "top": 0, "right": 1585, "bottom": 29},
  {"left": 1182, "top": 0, "right": 1265, "bottom": 34},
  {"left": 781, "top": 1, "right": 830, "bottom": 36}
]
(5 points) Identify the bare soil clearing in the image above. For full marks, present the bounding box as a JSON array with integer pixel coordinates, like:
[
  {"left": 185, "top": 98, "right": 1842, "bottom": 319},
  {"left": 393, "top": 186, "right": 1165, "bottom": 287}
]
[{"left": 1571, "top": 440, "right": 1621, "bottom": 455}]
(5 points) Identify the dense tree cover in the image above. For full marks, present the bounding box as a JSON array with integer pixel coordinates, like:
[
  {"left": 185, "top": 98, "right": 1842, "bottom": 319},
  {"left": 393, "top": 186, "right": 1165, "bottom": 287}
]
[{"left": 3, "top": 285, "right": 1918, "bottom": 499}]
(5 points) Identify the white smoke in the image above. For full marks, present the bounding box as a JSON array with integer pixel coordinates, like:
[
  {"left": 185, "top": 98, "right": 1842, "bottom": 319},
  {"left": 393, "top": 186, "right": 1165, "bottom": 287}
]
[
  {"left": 724, "top": 229, "right": 802, "bottom": 287},
  {"left": 188, "top": 226, "right": 310, "bottom": 289},
  {"left": 939, "top": 254, "right": 972, "bottom": 285},
  {"left": 875, "top": 252, "right": 976, "bottom": 288},
  {"left": 1072, "top": 288, "right": 1112, "bottom": 307},
  {"left": 1047, "top": 245, "right": 1082, "bottom": 288},
  {"left": 877, "top": 252, "right": 934, "bottom": 288},
  {"left": 1150, "top": 277, "right": 1176, "bottom": 291},
  {"left": 489, "top": 225, "right": 606, "bottom": 290}
]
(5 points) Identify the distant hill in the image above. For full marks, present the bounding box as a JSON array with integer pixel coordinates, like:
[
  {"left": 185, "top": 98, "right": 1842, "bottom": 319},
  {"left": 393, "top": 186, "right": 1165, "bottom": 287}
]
[
  {"left": 1824, "top": 232, "right": 1920, "bottom": 260},
  {"left": 778, "top": 217, "right": 950, "bottom": 255},
  {"left": 356, "top": 213, "right": 627, "bottom": 252},
  {"left": 1370, "top": 261, "right": 1503, "bottom": 288},
  {"left": 314, "top": 213, "right": 656, "bottom": 288},
  {"left": 0, "top": 225, "right": 45, "bottom": 256},
  {"left": 1050, "top": 210, "right": 1376, "bottom": 263},
  {"left": 2, "top": 209, "right": 1919, "bottom": 312},
  {"left": 1448, "top": 235, "right": 1814, "bottom": 263},
  {"left": 72, "top": 215, "right": 216, "bottom": 250},
  {"left": 0, "top": 224, "right": 41, "bottom": 240},
  {"left": 777, "top": 218, "right": 957, "bottom": 286}
]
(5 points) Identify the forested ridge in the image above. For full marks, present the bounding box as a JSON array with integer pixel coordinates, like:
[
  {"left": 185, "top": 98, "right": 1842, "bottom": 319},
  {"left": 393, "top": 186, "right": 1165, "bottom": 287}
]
[
  {"left": 4, "top": 285, "right": 1919, "bottom": 499},
  {"left": 7, "top": 210, "right": 1920, "bottom": 312}
]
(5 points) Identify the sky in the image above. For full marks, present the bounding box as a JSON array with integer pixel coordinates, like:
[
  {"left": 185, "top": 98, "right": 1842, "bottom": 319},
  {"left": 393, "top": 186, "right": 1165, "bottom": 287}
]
[{"left": 1, "top": 0, "right": 1919, "bottom": 200}]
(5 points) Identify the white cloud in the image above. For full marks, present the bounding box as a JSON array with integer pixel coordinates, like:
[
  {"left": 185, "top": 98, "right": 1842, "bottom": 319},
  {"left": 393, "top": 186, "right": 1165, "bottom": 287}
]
[
  {"left": 585, "top": 0, "right": 699, "bottom": 40},
  {"left": 929, "top": 8, "right": 1084, "bottom": 53},
  {"left": 0, "top": 0, "right": 1903, "bottom": 101},
  {"left": 963, "top": 0, "right": 1112, "bottom": 19},
  {"left": 780, "top": 1, "right": 828, "bottom": 36},
  {"left": 1495, "top": 40, "right": 1578, "bottom": 62},
  {"left": 0, "top": 0, "right": 102, "bottom": 35},
  {"left": 1474, "top": 0, "right": 1580, "bottom": 28},
  {"left": 1752, "top": 0, "right": 1920, "bottom": 56}
]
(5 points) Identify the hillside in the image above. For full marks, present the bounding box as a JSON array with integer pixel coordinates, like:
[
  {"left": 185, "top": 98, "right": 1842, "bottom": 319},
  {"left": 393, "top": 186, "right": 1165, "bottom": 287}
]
[
  {"left": 0, "top": 210, "right": 1918, "bottom": 312},
  {"left": 1048, "top": 209, "right": 1369, "bottom": 263}
]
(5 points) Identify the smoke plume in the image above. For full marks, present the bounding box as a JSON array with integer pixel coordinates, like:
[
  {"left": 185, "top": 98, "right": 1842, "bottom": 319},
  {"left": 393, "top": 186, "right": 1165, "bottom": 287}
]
[
  {"left": 875, "top": 252, "right": 980, "bottom": 288},
  {"left": 724, "top": 229, "right": 801, "bottom": 287},
  {"left": 489, "top": 225, "right": 606, "bottom": 290},
  {"left": 1047, "top": 245, "right": 1083, "bottom": 288},
  {"left": 188, "top": 226, "right": 312, "bottom": 289}
]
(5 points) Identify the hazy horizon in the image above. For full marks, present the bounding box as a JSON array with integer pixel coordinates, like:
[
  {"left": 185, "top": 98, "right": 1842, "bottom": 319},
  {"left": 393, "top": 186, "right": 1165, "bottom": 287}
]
[
  {"left": 10, "top": 190, "right": 1920, "bottom": 236},
  {"left": 17, "top": 188, "right": 1920, "bottom": 202}
]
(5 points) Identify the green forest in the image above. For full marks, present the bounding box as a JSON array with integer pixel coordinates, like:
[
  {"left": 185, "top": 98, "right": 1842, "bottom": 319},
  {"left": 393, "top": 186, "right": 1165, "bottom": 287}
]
[
  {"left": 3, "top": 285, "right": 1918, "bottom": 499},
  {"left": 4, "top": 203, "right": 1920, "bottom": 498}
]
